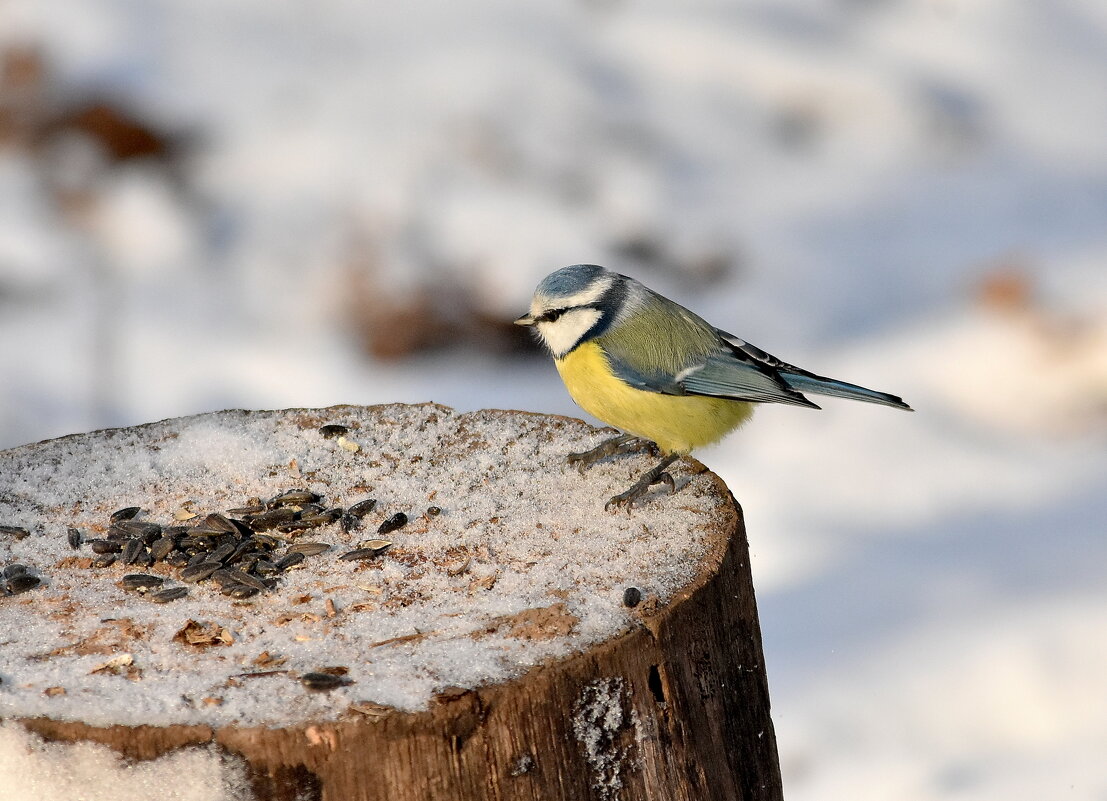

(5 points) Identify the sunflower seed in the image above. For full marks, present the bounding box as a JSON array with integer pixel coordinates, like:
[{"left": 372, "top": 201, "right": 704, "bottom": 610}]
[
  {"left": 209, "top": 569, "right": 241, "bottom": 589},
  {"left": 111, "top": 520, "right": 162, "bottom": 541},
  {"left": 3, "top": 564, "right": 27, "bottom": 578},
  {"left": 253, "top": 559, "right": 279, "bottom": 576},
  {"left": 225, "top": 570, "right": 269, "bottom": 593},
  {"left": 165, "top": 551, "right": 191, "bottom": 568},
  {"left": 287, "top": 541, "right": 329, "bottom": 557},
  {"left": 121, "top": 538, "right": 147, "bottom": 565},
  {"left": 275, "top": 519, "right": 317, "bottom": 534},
  {"left": 89, "top": 539, "right": 122, "bottom": 554},
  {"left": 181, "top": 562, "right": 222, "bottom": 582},
  {"left": 110, "top": 506, "right": 141, "bottom": 523},
  {"left": 339, "top": 542, "right": 391, "bottom": 561},
  {"left": 300, "top": 672, "right": 350, "bottom": 691},
  {"left": 377, "top": 513, "right": 408, "bottom": 535},
  {"left": 225, "top": 585, "right": 259, "bottom": 599},
  {"left": 92, "top": 553, "right": 117, "bottom": 568},
  {"left": 622, "top": 587, "right": 642, "bottom": 608},
  {"left": 226, "top": 505, "right": 265, "bottom": 517},
  {"left": 274, "top": 552, "right": 305, "bottom": 571},
  {"left": 67, "top": 528, "right": 83, "bottom": 549},
  {"left": 150, "top": 536, "right": 177, "bottom": 562},
  {"left": 346, "top": 499, "right": 377, "bottom": 518},
  {"left": 1, "top": 525, "right": 31, "bottom": 540},
  {"left": 268, "top": 489, "right": 320, "bottom": 508},
  {"left": 150, "top": 586, "right": 188, "bottom": 603},
  {"left": 121, "top": 574, "right": 165, "bottom": 592},
  {"left": 426, "top": 506, "right": 442, "bottom": 517},
  {"left": 319, "top": 424, "right": 349, "bottom": 439},
  {"left": 7, "top": 574, "right": 40, "bottom": 594},
  {"left": 208, "top": 542, "right": 237, "bottom": 563},
  {"left": 247, "top": 508, "right": 297, "bottom": 531}
]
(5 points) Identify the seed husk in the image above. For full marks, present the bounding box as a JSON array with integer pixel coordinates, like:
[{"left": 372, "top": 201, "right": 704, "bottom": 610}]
[
  {"left": 319, "top": 423, "right": 349, "bottom": 439},
  {"left": 67, "top": 528, "right": 83, "bottom": 549},
  {"left": 622, "top": 587, "right": 642, "bottom": 608},
  {"left": 7, "top": 574, "right": 41, "bottom": 594},
  {"left": 181, "top": 561, "right": 222, "bottom": 583},
  {"left": 3, "top": 563, "right": 27, "bottom": 578},
  {"left": 150, "top": 586, "right": 188, "bottom": 603},
  {"left": 361, "top": 538, "right": 393, "bottom": 551},
  {"left": 377, "top": 513, "right": 408, "bottom": 535},
  {"left": 346, "top": 499, "right": 377, "bottom": 518},
  {"left": 300, "top": 672, "right": 350, "bottom": 691},
  {"left": 92, "top": 553, "right": 117, "bottom": 568},
  {"left": 426, "top": 506, "right": 442, "bottom": 517},
  {"left": 340, "top": 514, "right": 360, "bottom": 534},
  {"left": 121, "top": 574, "right": 165, "bottom": 592},
  {"left": 110, "top": 506, "right": 141, "bottom": 523},
  {"left": 0, "top": 525, "right": 30, "bottom": 540},
  {"left": 226, "top": 505, "right": 265, "bottom": 517}
]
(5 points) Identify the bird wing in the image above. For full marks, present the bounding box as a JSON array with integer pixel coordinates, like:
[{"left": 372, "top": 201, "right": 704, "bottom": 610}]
[
  {"left": 594, "top": 300, "right": 820, "bottom": 408},
  {"left": 716, "top": 331, "right": 912, "bottom": 410}
]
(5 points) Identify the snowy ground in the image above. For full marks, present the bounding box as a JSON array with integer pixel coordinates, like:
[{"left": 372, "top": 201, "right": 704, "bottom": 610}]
[{"left": 1, "top": 1, "right": 1105, "bottom": 799}]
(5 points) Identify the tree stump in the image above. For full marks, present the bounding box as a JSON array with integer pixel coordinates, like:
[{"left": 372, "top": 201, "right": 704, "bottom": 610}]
[{"left": 0, "top": 404, "right": 782, "bottom": 801}]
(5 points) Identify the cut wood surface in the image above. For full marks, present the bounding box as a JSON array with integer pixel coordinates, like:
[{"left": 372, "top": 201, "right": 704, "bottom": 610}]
[{"left": 0, "top": 404, "right": 782, "bottom": 801}]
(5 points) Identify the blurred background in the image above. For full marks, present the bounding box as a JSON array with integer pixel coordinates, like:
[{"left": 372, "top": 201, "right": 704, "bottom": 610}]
[{"left": 1, "top": 0, "right": 1105, "bottom": 798}]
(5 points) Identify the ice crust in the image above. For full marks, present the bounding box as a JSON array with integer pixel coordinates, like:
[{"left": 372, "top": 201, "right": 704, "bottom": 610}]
[{"left": 0, "top": 404, "right": 726, "bottom": 727}]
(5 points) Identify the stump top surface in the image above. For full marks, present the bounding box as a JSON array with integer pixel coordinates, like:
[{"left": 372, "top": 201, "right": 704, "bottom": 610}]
[{"left": 0, "top": 404, "right": 734, "bottom": 727}]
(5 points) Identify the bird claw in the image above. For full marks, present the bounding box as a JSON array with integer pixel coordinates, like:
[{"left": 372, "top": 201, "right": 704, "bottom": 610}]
[
  {"left": 567, "top": 434, "right": 638, "bottom": 472},
  {"left": 604, "top": 459, "right": 679, "bottom": 511}
]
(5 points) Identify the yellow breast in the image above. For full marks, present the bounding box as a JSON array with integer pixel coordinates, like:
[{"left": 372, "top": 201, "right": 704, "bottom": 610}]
[{"left": 555, "top": 342, "right": 754, "bottom": 454}]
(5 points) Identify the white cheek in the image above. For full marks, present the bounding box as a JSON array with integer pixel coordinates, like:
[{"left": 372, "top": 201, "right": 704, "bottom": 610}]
[{"left": 538, "top": 309, "right": 602, "bottom": 357}]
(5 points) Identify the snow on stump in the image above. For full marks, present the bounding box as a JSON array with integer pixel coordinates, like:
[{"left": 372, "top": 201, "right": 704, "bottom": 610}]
[{"left": 0, "top": 404, "right": 782, "bottom": 801}]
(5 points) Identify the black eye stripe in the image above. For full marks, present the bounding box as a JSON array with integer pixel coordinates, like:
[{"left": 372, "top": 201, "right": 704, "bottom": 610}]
[
  {"left": 537, "top": 307, "right": 567, "bottom": 323},
  {"left": 537, "top": 303, "right": 602, "bottom": 323}
]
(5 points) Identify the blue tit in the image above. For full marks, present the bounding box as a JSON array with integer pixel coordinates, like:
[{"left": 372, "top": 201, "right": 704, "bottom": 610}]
[{"left": 515, "top": 264, "right": 912, "bottom": 509}]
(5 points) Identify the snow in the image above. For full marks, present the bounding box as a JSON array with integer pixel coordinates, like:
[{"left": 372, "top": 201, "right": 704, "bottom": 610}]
[
  {"left": 1, "top": 0, "right": 1106, "bottom": 798},
  {"left": 0, "top": 405, "right": 725, "bottom": 726},
  {"left": 0, "top": 722, "right": 252, "bottom": 801}
]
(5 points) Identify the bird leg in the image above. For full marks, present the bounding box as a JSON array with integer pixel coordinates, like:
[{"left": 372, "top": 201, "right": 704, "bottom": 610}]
[
  {"left": 567, "top": 434, "right": 658, "bottom": 472},
  {"left": 605, "top": 454, "right": 680, "bottom": 511}
]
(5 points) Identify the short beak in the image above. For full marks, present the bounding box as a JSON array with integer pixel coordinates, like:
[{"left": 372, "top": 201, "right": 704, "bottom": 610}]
[{"left": 514, "top": 313, "right": 536, "bottom": 327}]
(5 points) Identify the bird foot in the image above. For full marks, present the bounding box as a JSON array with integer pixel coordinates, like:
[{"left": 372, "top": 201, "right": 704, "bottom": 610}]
[
  {"left": 604, "top": 455, "right": 679, "bottom": 511},
  {"left": 568, "top": 434, "right": 657, "bottom": 473}
]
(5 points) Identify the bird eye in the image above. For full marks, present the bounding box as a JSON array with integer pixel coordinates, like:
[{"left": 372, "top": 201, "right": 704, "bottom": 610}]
[{"left": 540, "top": 308, "right": 565, "bottom": 323}]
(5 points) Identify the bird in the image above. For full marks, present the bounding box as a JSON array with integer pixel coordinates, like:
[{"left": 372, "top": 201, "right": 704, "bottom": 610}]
[{"left": 515, "top": 264, "right": 912, "bottom": 509}]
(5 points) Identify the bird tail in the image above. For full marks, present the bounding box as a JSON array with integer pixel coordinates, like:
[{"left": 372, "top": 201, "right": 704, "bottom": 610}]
[{"left": 781, "top": 372, "right": 913, "bottom": 411}]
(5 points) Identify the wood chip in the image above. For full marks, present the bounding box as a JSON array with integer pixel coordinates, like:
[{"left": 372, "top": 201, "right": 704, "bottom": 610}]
[{"left": 174, "top": 619, "right": 234, "bottom": 648}]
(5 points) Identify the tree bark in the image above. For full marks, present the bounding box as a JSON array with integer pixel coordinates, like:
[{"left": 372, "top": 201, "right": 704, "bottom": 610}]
[{"left": 20, "top": 488, "right": 780, "bottom": 801}]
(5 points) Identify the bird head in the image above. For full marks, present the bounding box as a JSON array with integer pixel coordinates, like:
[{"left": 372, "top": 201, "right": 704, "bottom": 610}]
[{"left": 515, "top": 265, "right": 625, "bottom": 357}]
